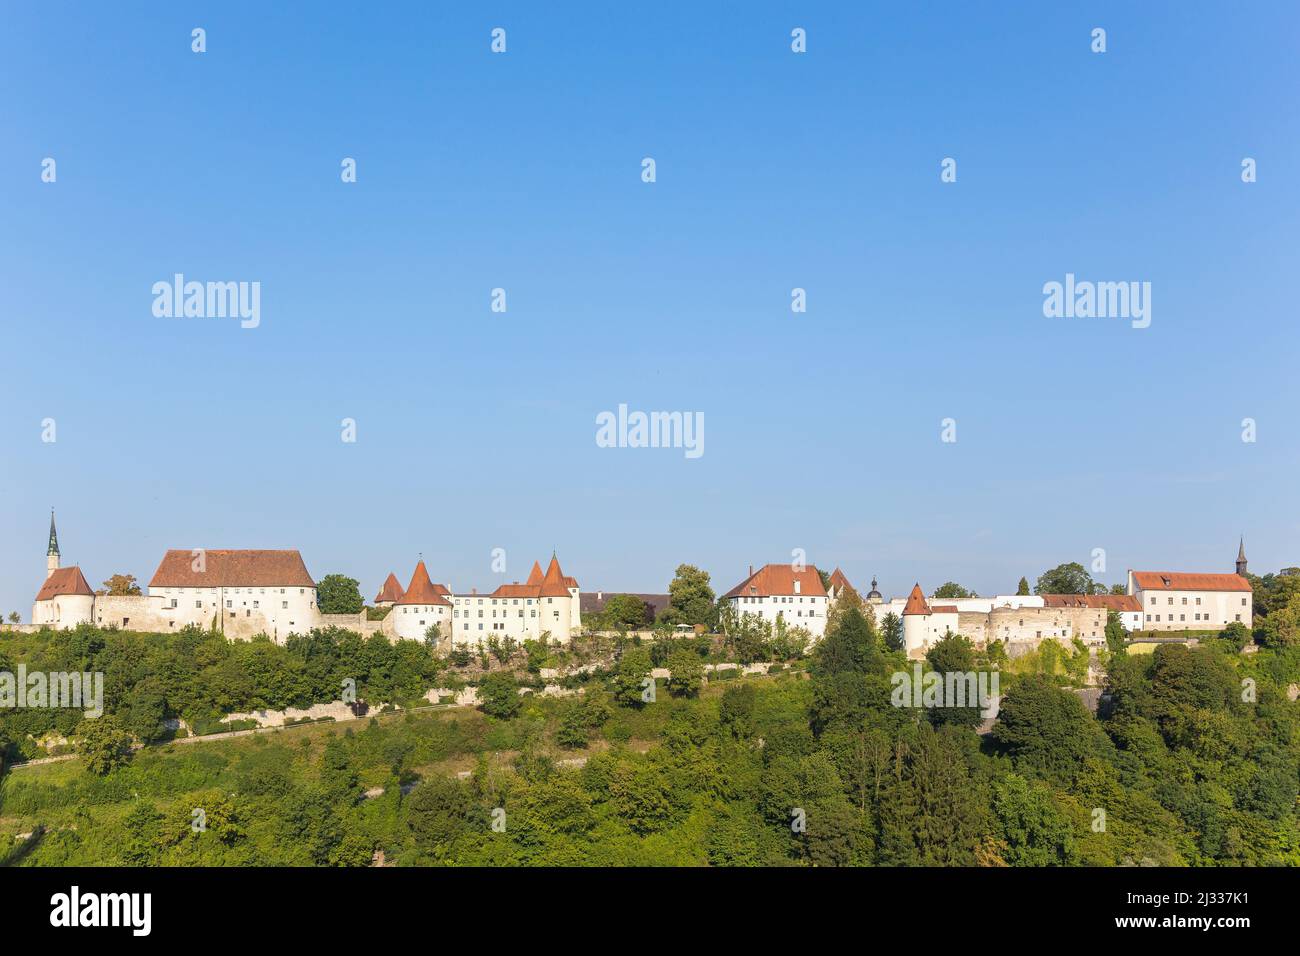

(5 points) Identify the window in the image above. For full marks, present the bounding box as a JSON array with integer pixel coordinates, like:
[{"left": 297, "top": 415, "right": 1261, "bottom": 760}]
[
  {"left": 282, "top": 601, "right": 288, "bottom": 609},
  {"left": 171, "top": 599, "right": 178, "bottom": 608},
  {"left": 195, "top": 600, "right": 202, "bottom": 609}
]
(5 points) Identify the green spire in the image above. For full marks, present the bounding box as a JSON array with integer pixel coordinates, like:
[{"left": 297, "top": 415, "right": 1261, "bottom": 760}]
[{"left": 47, "top": 509, "right": 59, "bottom": 557}]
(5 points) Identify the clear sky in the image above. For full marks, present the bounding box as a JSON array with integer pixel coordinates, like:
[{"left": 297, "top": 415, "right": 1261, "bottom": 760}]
[{"left": 2, "top": 2, "right": 1297, "bottom": 617}]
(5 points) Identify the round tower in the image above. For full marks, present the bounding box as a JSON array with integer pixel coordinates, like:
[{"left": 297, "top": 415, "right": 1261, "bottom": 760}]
[{"left": 901, "top": 583, "right": 932, "bottom": 658}]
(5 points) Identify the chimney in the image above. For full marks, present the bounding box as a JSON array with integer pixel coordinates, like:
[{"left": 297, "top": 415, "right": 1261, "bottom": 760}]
[
  {"left": 597, "top": 590, "right": 603, "bottom": 600},
  {"left": 748, "top": 564, "right": 754, "bottom": 578}
]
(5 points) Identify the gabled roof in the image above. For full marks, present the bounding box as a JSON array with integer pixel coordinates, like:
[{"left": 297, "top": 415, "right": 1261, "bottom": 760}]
[
  {"left": 829, "top": 568, "right": 853, "bottom": 592},
  {"left": 1042, "top": 593, "right": 1141, "bottom": 612},
  {"left": 724, "top": 564, "right": 827, "bottom": 599},
  {"left": 374, "top": 572, "right": 404, "bottom": 603},
  {"left": 902, "top": 583, "right": 932, "bottom": 616},
  {"left": 397, "top": 560, "right": 451, "bottom": 606},
  {"left": 35, "top": 566, "right": 93, "bottom": 602},
  {"left": 1131, "top": 572, "right": 1251, "bottom": 593},
  {"left": 149, "top": 550, "right": 315, "bottom": 588}
]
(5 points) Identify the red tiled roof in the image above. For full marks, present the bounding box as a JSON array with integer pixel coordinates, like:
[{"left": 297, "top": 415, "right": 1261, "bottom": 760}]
[
  {"left": 491, "top": 583, "right": 542, "bottom": 599},
  {"left": 397, "top": 561, "right": 451, "bottom": 606},
  {"left": 724, "top": 564, "right": 828, "bottom": 599},
  {"left": 902, "top": 583, "right": 932, "bottom": 616},
  {"left": 829, "top": 567, "right": 853, "bottom": 592},
  {"left": 540, "top": 555, "right": 572, "bottom": 597},
  {"left": 930, "top": 604, "right": 959, "bottom": 614},
  {"left": 525, "top": 562, "right": 544, "bottom": 586},
  {"left": 35, "top": 566, "right": 94, "bottom": 602},
  {"left": 149, "top": 550, "right": 315, "bottom": 588},
  {"left": 1042, "top": 593, "right": 1141, "bottom": 612},
  {"left": 374, "top": 572, "right": 404, "bottom": 603},
  {"left": 1131, "top": 572, "right": 1251, "bottom": 593}
]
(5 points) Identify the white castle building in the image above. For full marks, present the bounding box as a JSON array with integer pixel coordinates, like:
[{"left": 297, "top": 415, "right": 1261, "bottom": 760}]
[
  {"left": 722, "top": 563, "right": 832, "bottom": 638},
  {"left": 380, "top": 554, "right": 582, "bottom": 647},
  {"left": 1129, "top": 540, "right": 1252, "bottom": 631},
  {"left": 30, "top": 512, "right": 321, "bottom": 642}
]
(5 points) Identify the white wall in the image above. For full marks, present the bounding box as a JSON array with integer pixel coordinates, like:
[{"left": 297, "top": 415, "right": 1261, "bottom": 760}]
[
  {"left": 725, "top": 593, "right": 827, "bottom": 638},
  {"left": 1133, "top": 588, "right": 1251, "bottom": 631}
]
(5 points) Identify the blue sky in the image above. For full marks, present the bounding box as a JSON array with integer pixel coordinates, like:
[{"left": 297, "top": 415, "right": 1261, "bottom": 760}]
[{"left": 2, "top": 2, "right": 1297, "bottom": 616}]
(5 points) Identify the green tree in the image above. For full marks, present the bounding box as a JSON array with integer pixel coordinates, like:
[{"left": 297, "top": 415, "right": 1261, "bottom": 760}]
[
  {"left": 1035, "top": 562, "right": 1095, "bottom": 595},
  {"left": 99, "top": 573, "right": 142, "bottom": 596},
  {"left": 665, "top": 648, "right": 704, "bottom": 698},
  {"left": 719, "top": 683, "right": 756, "bottom": 737},
  {"left": 612, "top": 646, "right": 653, "bottom": 707},
  {"left": 990, "top": 675, "right": 1112, "bottom": 784},
  {"left": 993, "top": 773, "right": 1078, "bottom": 866},
  {"left": 478, "top": 671, "right": 521, "bottom": 719},
  {"left": 1104, "top": 609, "right": 1127, "bottom": 655},
  {"left": 316, "top": 574, "right": 364, "bottom": 614},
  {"left": 77, "top": 715, "right": 134, "bottom": 775},
  {"left": 1016, "top": 577, "right": 1031, "bottom": 596},
  {"left": 933, "top": 582, "right": 975, "bottom": 599},
  {"left": 1218, "top": 620, "right": 1250, "bottom": 652},
  {"left": 122, "top": 677, "right": 167, "bottom": 742},
  {"left": 602, "top": 594, "right": 652, "bottom": 631},
  {"left": 925, "top": 633, "right": 984, "bottom": 728},
  {"left": 881, "top": 611, "right": 904, "bottom": 652},
  {"left": 405, "top": 776, "right": 479, "bottom": 852},
  {"left": 812, "top": 606, "right": 879, "bottom": 678},
  {"left": 556, "top": 702, "right": 590, "bottom": 749},
  {"left": 659, "top": 564, "right": 718, "bottom": 631},
  {"left": 1258, "top": 601, "right": 1299, "bottom": 648}
]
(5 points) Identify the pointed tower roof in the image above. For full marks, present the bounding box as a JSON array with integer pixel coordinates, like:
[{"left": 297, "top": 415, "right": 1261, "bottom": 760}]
[
  {"left": 525, "top": 561, "right": 544, "bottom": 586},
  {"left": 397, "top": 560, "right": 450, "bottom": 605},
  {"left": 1238, "top": 536, "right": 1247, "bottom": 563},
  {"left": 374, "top": 572, "right": 405, "bottom": 604},
  {"left": 902, "top": 583, "right": 932, "bottom": 616},
  {"left": 47, "top": 509, "right": 59, "bottom": 556},
  {"left": 540, "top": 554, "right": 572, "bottom": 597}
]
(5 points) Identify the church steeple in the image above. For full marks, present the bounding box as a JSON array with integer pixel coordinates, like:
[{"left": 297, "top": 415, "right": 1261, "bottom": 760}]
[
  {"left": 1236, "top": 536, "right": 1248, "bottom": 576},
  {"left": 46, "top": 509, "right": 60, "bottom": 579}
]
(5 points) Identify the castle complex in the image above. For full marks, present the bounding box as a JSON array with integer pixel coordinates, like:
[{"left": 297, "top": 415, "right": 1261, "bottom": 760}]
[
  {"left": 724, "top": 546, "right": 1252, "bottom": 659},
  {"left": 27, "top": 513, "right": 583, "bottom": 647},
  {"left": 24, "top": 512, "right": 1252, "bottom": 657}
]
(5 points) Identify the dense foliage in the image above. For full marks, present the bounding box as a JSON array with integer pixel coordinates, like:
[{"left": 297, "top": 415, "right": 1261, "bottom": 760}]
[{"left": 3, "top": 585, "right": 1299, "bottom": 866}]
